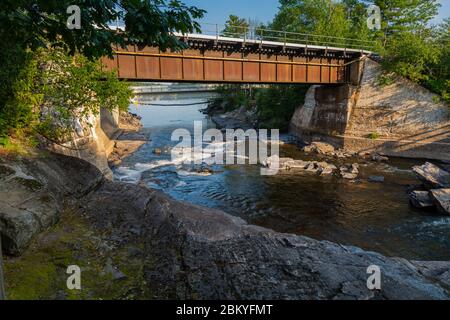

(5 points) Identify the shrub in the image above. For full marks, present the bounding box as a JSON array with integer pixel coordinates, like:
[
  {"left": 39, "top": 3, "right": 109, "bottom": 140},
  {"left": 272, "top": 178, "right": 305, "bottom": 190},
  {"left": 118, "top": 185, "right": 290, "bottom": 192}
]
[
  {"left": 367, "top": 132, "right": 380, "bottom": 140},
  {"left": 0, "top": 45, "right": 42, "bottom": 139},
  {"left": 0, "top": 46, "right": 132, "bottom": 144}
]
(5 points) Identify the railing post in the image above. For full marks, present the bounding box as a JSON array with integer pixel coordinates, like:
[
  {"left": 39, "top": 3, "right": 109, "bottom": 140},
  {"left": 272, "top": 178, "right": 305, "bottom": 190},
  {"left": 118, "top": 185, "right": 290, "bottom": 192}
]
[
  {"left": 215, "top": 23, "right": 219, "bottom": 41},
  {"left": 0, "top": 237, "right": 6, "bottom": 300},
  {"left": 260, "top": 29, "right": 263, "bottom": 48}
]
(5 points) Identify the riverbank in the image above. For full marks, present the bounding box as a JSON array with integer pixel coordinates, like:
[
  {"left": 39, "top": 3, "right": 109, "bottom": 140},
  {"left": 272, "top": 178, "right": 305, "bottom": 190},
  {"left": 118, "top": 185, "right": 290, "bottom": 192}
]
[
  {"left": 2, "top": 150, "right": 450, "bottom": 299},
  {"left": 1, "top": 105, "right": 450, "bottom": 299}
]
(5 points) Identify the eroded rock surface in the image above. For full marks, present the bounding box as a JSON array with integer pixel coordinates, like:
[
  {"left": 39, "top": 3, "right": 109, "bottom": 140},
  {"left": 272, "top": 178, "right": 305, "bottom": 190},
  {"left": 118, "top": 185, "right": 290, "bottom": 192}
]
[
  {"left": 80, "top": 181, "right": 450, "bottom": 300},
  {"left": 0, "top": 153, "right": 103, "bottom": 255},
  {"left": 262, "top": 156, "right": 337, "bottom": 175},
  {"left": 430, "top": 189, "right": 450, "bottom": 215},
  {"left": 413, "top": 162, "right": 450, "bottom": 190},
  {"left": 2, "top": 153, "right": 450, "bottom": 299},
  {"left": 409, "top": 191, "right": 433, "bottom": 209}
]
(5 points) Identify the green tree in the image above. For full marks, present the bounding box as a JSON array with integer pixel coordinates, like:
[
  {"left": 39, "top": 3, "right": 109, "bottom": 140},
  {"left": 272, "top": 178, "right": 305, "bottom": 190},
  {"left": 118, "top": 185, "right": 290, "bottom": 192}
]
[
  {"left": 0, "top": 1, "right": 205, "bottom": 143},
  {"left": 370, "top": 0, "right": 440, "bottom": 45},
  {"left": 0, "top": 0, "right": 205, "bottom": 59},
  {"left": 270, "top": 0, "right": 373, "bottom": 48},
  {"left": 222, "top": 15, "right": 250, "bottom": 38}
]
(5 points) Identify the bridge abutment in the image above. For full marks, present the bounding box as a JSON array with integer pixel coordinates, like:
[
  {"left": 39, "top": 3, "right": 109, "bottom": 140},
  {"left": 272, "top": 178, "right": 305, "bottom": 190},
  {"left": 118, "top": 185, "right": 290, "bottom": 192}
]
[{"left": 289, "top": 59, "right": 450, "bottom": 161}]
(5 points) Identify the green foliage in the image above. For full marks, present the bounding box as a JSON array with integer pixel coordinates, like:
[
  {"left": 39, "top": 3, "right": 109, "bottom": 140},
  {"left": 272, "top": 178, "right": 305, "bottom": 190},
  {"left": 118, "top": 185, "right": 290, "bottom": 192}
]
[
  {"left": 0, "top": 136, "right": 10, "bottom": 147},
  {"left": 212, "top": 85, "right": 309, "bottom": 131},
  {"left": 371, "top": 0, "right": 440, "bottom": 41},
  {"left": 0, "top": 46, "right": 133, "bottom": 143},
  {"left": 376, "top": 72, "right": 396, "bottom": 86},
  {"left": 381, "top": 22, "right": 449, "bottom": 102},
  {"left": 255, "top": 85, "right": 309, "bottom": 130},
  {"left": 382, "top": 30, "right": 439, "bottom": 82},
  {"left": 0, "top": 1, "right": 204, "bottom": 145},
  {"left": 213, "top": 85, "right": 253, "bottom": 112},
  {"left": 270, "top": 0, "right": 448, "bottom": 102},
  {"left": 0, "top": 45, "right": 43, "bottom": 139},
  {"left": 270, "top": 0, "right": 377, "bottom": 49},
  {"left": 367, "top": 132, "right": 380, "bottom": 140},
  {"left": 0, "top": 0, "right": 205, "bottom": 59},
  {"left": 33, "top": 48, "right": 133, "bottom": 142},
  {"left": 222, "top": 15, "right": 250, "bottom": 38}
]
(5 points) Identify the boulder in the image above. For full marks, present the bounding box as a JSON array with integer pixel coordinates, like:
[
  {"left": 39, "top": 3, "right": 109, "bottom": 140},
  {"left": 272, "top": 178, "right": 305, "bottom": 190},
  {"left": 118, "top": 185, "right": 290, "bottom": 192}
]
[
  {"left": 318, "top": 162, "right": 337, "bottom": 175},
  {"left": 409, "top": 191, "right": 433, "bottom": 209},
  {"left": 0, "top": 170, "right": 59, "bottom": 255},
  {"left": 303, "top": 142, "right": 335, "bottom": 155},
  {"left": 305, "top": 162, "right": 320, "bottom": 173},
  {"left": 0, "top": 153, "right": 103, "bottom": 255},
  {"left": 286, "top": 160, "right": 309, "bottom": 171},
  {"left": 350, "top": 163, "right": 359, "bottom": 174},
  {"left": 429, "top": 189, "right": 450, "bottom": 215},
  {"left": 332, "top": 150, "right": 353, "bottom": 159},
  {"left": 372, "top": 154, "right": 389, "bottom": 162},
  {"left": 262, "top": 157, "right": 337, "bottom": 175},
  {"left": 77, "top": 180, "right": 450, "bottom": 300},
  {"left": 3, "top": 152, "right": 449, "bottom": 299},
  {"left": 411, "top": 261, "right": 450, "bottom": 288},
  {"left": 340, "top": 164, "right": 359, "bottom": 180},
  {"left": 413, "top": 162, "right": 450, "bottom": 189}
]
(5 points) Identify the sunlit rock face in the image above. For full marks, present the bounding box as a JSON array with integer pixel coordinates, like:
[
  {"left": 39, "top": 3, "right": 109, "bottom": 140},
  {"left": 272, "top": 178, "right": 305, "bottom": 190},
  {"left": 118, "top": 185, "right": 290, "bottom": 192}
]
[
  {"left": 290, "top": 58, "right": 450, "bottom": 161},
  {"left": 44, "top": 108, "right": 116, "bottom": 179}
]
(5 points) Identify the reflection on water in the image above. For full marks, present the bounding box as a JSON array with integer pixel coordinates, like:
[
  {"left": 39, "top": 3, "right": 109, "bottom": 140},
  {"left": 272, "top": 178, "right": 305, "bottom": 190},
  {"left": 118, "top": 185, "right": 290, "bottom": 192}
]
[{"left": 116, "top": 91, "right": 450, "bottom": 261}]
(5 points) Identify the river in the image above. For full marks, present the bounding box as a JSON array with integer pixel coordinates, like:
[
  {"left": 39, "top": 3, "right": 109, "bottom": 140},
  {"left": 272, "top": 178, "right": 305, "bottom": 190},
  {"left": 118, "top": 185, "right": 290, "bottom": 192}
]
[{"left": 114, "top": 90, "right": 450, "bottom": 261}]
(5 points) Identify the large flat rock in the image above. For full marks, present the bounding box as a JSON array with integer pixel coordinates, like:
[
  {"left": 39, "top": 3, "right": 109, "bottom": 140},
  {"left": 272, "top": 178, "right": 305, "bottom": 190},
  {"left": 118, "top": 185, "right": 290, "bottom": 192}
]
[
  {"left": 413, "top": 162, "right": 450, "bottom": 189},
  {"left": 81, "top": 181, "right": 450, "bottom": 300},
  {"left": 2, "top": 152, "right": 449, "bottom": 299},
  {"left": 430, "top": 189, "right": 450, "bottom": 215},
  {"left": 0, "top": 153, "right": 103, "bottom": 255}
]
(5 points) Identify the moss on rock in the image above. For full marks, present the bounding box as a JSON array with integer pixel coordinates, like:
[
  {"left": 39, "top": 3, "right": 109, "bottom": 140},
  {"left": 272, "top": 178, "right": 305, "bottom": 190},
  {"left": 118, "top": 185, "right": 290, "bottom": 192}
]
[{"left": 3, "top": 208, "right": 150, "bottom": 300}]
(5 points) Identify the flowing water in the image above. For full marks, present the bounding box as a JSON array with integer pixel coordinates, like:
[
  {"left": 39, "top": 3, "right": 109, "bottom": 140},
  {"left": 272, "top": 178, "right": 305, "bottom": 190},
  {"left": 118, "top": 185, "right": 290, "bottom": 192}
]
[{"left": 115, "top": 90, "right": 450, "bottom": 261}]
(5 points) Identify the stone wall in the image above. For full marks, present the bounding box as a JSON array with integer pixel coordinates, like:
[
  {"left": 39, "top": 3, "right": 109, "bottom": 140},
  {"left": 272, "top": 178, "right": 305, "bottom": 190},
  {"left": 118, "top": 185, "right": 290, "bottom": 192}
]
[
  {"left": 290, "top": 84, "right": 356, "bottom": 137},
  {"left": 289, "top": 58, "right": 450, "bottom": 161}
]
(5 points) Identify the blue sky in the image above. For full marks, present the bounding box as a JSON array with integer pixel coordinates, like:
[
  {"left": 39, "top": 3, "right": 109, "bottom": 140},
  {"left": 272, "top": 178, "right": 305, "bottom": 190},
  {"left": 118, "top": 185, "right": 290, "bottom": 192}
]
[{"left": 184, "top": 0, "right": 449, "bottom": 26}]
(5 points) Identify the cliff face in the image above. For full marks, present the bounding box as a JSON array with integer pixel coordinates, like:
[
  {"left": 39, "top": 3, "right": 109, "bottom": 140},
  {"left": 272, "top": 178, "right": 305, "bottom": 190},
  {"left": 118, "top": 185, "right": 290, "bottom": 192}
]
[
  {"left": 45, "top": 108, "right": 120, "bottom": 179},
  {"left": 289, "top": 59, "right": 450, "bottom": 161}
]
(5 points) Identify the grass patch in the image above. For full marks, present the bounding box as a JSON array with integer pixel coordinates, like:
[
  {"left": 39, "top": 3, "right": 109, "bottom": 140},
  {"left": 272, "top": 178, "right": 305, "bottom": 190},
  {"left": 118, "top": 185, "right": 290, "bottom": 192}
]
[
  {"left": 3, "top": 208, "right": 150, "bottom": 300},
  {"left": 367, "top": 132, "right": 380, "bottom": 140}
]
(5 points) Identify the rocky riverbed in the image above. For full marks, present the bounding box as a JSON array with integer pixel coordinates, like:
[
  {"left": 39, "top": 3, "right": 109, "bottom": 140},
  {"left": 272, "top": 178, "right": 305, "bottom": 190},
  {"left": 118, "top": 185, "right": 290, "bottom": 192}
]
[
  {"left": 1, "top": 104, "right": 450, "bottom": 300},
  {"left": 1, "top": 151, "right": 450, "bottom": 299}
]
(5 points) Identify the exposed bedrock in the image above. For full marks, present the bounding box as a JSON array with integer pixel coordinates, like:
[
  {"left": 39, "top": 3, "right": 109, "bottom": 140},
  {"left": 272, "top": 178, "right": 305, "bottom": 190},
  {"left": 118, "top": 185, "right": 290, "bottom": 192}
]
[
  {"left": 289, "top": 58, "right": 450, "bottom": 161},
  {"left": 0, "top": 153, "right": 103, "bottom": 255},
  {"left": 76, "top": 160, "right": 449, "bottom": 299},
  {"left": 2, "top": 153, "right": 449, "bottom": 299}
]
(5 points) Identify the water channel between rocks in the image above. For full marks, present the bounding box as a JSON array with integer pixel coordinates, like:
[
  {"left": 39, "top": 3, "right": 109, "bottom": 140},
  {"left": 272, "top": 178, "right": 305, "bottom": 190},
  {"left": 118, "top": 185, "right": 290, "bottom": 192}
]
[{"left": 114, "top": 91, "right": 450, "bottom": 261}]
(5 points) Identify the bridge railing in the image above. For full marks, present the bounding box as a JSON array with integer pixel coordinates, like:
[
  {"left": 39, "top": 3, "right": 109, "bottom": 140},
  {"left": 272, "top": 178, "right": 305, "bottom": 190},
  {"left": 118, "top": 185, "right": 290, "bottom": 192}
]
[{"left": 196, "top": 23, "right": 377, "bottom": 52}]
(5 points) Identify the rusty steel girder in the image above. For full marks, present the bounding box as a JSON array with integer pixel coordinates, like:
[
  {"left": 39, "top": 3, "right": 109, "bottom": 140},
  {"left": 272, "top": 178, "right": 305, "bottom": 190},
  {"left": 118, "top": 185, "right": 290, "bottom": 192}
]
[{"left": 101, "top": 41, "right": 362, "bottom": 84}]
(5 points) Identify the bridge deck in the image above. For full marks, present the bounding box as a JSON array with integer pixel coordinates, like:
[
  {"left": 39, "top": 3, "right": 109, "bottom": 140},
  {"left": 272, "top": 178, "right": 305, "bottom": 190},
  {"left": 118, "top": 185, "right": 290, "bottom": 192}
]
[
  {"left": 176, "top": 33, "right": 373, "bottom": 55},
  {"left": 102, "top": 28, "right": 369, "bottom": 84}
]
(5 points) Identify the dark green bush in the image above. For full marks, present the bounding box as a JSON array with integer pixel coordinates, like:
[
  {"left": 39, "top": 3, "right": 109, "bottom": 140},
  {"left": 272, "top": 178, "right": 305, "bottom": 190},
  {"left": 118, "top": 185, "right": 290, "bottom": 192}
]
[
  {"left": 212, "top": 84, "right": 309, "bottom": 131},
  {"left": 0, "top": 45, "right": 42, "bottom": 138},
  {"left": 0, "top": 46, "right": 132, "bottom": 143}
]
